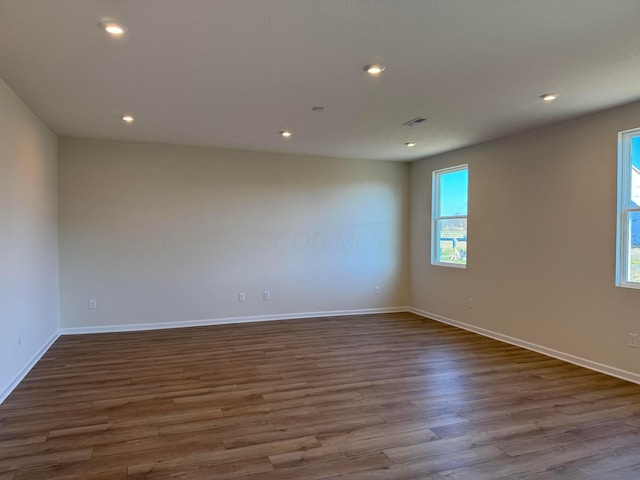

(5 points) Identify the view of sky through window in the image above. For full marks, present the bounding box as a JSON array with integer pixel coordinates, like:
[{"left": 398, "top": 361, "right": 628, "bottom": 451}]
[
  {"left": 631, "top": 136, "right": 640, "bottom": 207},
  {"left": 439, "top": 168, "right": 468, "bottom": 217}
]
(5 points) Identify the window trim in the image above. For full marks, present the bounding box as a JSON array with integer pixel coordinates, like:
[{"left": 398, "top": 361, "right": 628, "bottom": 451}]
[
  {"left": 616, "top": 127, "right": 640, "bottom": 288},
  {"left": 431, "top": 164, "right": 468, "bottom": 268}
]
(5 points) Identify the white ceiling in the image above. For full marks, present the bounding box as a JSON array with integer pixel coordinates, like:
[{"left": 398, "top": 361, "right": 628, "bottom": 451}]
[{"left": 2, "top": 0, "right": 640, "bottom": 161}]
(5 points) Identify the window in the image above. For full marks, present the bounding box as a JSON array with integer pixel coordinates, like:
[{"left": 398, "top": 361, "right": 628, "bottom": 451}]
[
  {"left": 432, "top": 165, "right": 468, "bottom": 267},
  {"left": 617, "top": 128, "right": 640, "bottom": 288}
]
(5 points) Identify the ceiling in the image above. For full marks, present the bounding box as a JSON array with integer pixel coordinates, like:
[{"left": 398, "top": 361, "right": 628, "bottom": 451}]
[{"left": 2, "top": 0, "right": 640, "bottom": 161}]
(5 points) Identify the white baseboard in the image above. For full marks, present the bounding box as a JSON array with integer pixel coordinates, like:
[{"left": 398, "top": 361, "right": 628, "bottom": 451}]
[
  {"left": 60, "top": 306, "right": 410, "bottom": 335},
  {"left": 5, "top": 306, "right": 638, "bottom": 407},
  {"left": 0, "top": 330, "right": 61, "bottom": 405},
  {"left": 409, "top": 307, "right": 640, "bottom": 386}
]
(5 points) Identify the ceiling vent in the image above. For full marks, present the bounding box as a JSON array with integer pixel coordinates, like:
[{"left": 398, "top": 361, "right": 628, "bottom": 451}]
[{"left": 402, "top": 117, "right": 427, "bottom": 126}]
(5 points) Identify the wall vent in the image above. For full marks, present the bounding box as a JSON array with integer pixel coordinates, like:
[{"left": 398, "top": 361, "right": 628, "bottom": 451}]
[{"left": 402, "top": 117, "right": 427, "bottom": 126}]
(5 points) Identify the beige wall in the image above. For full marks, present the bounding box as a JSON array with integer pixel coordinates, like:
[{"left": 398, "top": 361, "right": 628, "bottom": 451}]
[
  {"left": 0, "top": 79, "right": 59, "bottom": 400},
  {"left": 411, "top": 100, "right": 640, "bottom": 376},
  {"left": 58, "top": 138, "right": 410, "bottom": 329}
]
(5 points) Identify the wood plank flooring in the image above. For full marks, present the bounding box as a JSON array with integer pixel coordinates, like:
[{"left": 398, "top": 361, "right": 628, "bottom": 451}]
[{"left": 2, "top": 312, "right": 640, "bottom": 479}]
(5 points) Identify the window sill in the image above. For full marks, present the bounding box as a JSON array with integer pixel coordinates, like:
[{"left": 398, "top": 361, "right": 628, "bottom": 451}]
[{"left": 432, "top": 262, "right": 467, "bottom": 269}]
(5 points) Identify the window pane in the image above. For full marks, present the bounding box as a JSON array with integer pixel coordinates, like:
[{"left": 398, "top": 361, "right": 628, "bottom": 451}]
[
  {"left": 439, "top": 169, "right": 468, "bottom": 217},
  {"left": 629, "top": 211, "right": 640, "bottom": 283},
  {"left": 632, "top": 136, "right": 640, "bottom": 169},
  {"left": 632, "top": 136, "right": 640, "bottom": 207},
  {"left": 437, "top": 218, "right": 467, "bottom": 265}
]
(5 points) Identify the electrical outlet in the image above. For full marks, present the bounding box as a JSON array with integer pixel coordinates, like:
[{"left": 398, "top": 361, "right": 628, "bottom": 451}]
[
  {"left": 629, "top": 333, "right": 638, "bottom": 348},
  {"left": 17, "top": 332, "right": 21, "bottom": 347},
  {"left": 468, "top": 297, "right": 474, "bottom": 309},
  {"left": 374, "top": 286, "right": 380, "bottom": 295},
  {"left": 263, "top": 291, "right": 270, "bottom": 301},
  {"left": 238, "top": 292, "right": 246, "bottom": 302},
  {"left": 88, "top": 299, "right": 97, "bottom": 310}
]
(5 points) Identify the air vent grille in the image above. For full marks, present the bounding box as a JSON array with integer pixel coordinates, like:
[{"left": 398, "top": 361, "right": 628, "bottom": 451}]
[{"left": 402, "top": 117, "right": 427, "bottom": 126}]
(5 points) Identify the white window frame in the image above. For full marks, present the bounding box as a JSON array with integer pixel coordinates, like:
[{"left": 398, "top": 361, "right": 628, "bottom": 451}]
[
  {"left": 431, "top": 164, "right": 468, "bottom": 268},
  {"left": 616, "top": 127, "right": 640, "bottom": 288}
]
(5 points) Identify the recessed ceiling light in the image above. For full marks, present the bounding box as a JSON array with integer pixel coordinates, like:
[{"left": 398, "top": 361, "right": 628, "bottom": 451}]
[
  {"left": 405, "top": 142, "right": 417, "bottom": 147},
  {"left": 280, "top": 130, "right": 292, "bottom": 138},
  {"left": 311, "top": 107, "right": 325, "bottom": 112},
  {"left": 363, "top": 64, "right": 385, "bottom": 75},
  {"left": 100, "top": 21, "right": 128, "bottom": 37},
  {"left": 539, "top": 93, "right": 558, "bottom": 102},
  {"left": 121, "top": 114, "right": 134, "bottom": 123}
]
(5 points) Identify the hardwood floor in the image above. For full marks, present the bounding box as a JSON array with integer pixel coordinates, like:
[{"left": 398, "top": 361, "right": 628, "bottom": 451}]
[{"left": 2, "top": 312, "right": 640, "bottom": 479}]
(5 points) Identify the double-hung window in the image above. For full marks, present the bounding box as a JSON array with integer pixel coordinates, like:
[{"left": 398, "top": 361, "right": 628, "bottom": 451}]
[
  {"left": 432, "top": 165, "right": 468, "bottom": 267},
  {"left": 616, "top": 128, "right": 640, "bottom": 287}
]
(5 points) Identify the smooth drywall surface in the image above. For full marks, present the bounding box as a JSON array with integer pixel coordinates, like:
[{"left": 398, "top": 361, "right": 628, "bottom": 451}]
[
  {"left": 58, "top": 138, "right": 409, "bottom": 328},
  {"left": 0, "top": 79, "right": 59, "bottom": 398},
  {"left": 411, "top": 99, "right": 640, "bottom": 376}
]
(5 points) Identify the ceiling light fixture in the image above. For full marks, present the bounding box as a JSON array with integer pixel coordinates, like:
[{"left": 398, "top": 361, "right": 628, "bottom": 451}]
[
  {"left": 405, "top": 142, "right": 417, "bottom": 147},
  {"left": 539, "top": 93, "right": 558, "bottom": 102},
  {"left": 363, "top": 64, "right": 385, "bottom": 75},
  {"left": 100, "top": 21, "right": 128, "bottom": 36},
  {"left": 121, "top": 114, "right": 134, "bottom": 123},
  {"left": 280, "top": 130, "right": 292, "bottom": 138}
]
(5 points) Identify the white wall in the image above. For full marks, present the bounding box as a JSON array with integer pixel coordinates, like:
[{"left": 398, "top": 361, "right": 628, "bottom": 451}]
[
  {"left": 411, "top": 100, "right": 640, "bottom": 378},
  {"left": 0, "top": 79, "right": 59, "bottom": 401},
  {"left": 58, "top": 138, "right": 409, "bottom": 329}
]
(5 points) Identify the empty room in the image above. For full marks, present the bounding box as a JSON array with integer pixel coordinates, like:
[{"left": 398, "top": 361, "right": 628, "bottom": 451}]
[{"left": 2, "top": 0, "right": 640, "bottom": 478}]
